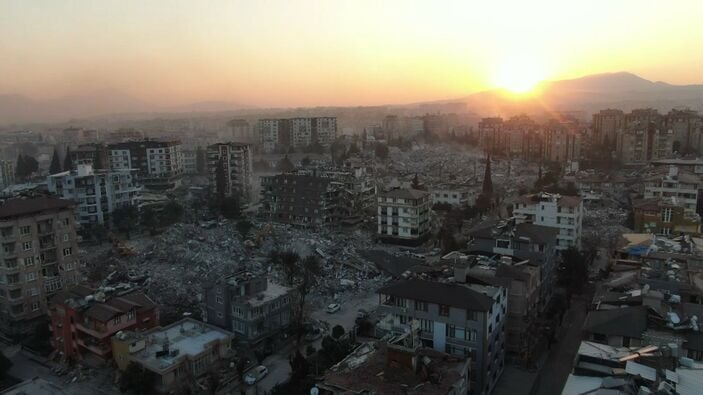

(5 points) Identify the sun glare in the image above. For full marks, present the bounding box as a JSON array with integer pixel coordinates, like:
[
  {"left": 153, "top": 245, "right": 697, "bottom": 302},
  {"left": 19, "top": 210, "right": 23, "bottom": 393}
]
[{"left": 494, "top": 55, "right": 546, "bottom": 95}]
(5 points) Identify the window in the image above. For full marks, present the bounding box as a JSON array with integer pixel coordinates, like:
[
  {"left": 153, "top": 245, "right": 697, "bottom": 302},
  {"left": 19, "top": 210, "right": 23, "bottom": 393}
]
[
  {"left": 113, "top": 315, "right": 122, "bottom": 325},
  {"left": 414, "top": 300, "right": 428, "bottom": 312},
  {"left": 439, "top": 304, "right": 450, "bottom": 316},
  {"left": 31, "top": 302, "right": 40, "bottom": 311},
  {"left": 19, "top": 226, "right": 31, "bottom": 235},
  {"left": 466, "top": 310, "right": 478, "bottom": 321},
  {"left": 26, "top": 272, "right": 37, "bottom": 282},
  {"left": 662, "top": 208, "right": 672, "bottom": 223},
  {"left": 127, "top": 310, "right": 135, "bottom": 320},
  {"left": 216, "top": 296, "right": 224, "bottom": 304},
  {"left": 23, "top": 257, "right": 34, "bottom": 267},
  {"left": 420, "top": 319, "right": 433, "bottom": 332},
  {"left": 26, "top": 287, "right": 38, "bottom": 296},
  {"left": 22, "top": 241, "right": 32, "bottom": 251},
  {"left": 62, "top": 247, "right": 72, "bottom": 257},
  {"left": 63, "top": 234, "right": 69, "bottom": 242}
]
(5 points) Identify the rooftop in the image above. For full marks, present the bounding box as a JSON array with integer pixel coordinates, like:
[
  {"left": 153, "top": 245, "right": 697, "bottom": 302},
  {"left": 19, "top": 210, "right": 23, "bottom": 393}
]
[
  {"left": 583, "top": 306, "right": 648, "bottom": 339},
  {"left": 125, "top": 318, "right": 233, "bottom": 373},
  {"left": 51, "top": 285, "right": 156, "bottom": 322},
  {"left": 380, "top": 188, "right": 430, "bottom": 200},
  {"left": 515, "top": 192, "right": 582, "bottom": 207},
  {"left": 379, "top": 279, "right": 495, "bottom": 311},
  {"left": 0, "top": 196, "right": 73, "bottom": 219}
]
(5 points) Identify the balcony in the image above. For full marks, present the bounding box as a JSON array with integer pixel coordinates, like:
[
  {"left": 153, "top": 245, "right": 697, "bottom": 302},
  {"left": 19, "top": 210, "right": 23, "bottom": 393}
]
[{"left": 76, "top": 337, "right": 111, "bottom": 356}]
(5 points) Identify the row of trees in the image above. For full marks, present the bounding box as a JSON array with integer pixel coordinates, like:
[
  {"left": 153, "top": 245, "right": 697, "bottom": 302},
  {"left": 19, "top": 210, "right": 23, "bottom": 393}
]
[
  {"left": 15, "top": 154, "right": 38, "bottom": 181},
  {"left": 49, "top": 147, "right": 74, "bottom": 175}
]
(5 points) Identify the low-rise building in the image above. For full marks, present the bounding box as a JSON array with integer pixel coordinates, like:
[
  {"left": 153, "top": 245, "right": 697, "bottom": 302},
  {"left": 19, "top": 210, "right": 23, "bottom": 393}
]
[
  {"left": 431, "top": 185, "right": 475, "bottom": 207},
  {"left": 633, "top": 198, "right": 701, "bottom": 235},
  {"left": 317, "top": 336, "right": 470, "bottom": 395},
  {"left": 643, "top": 166, "right": 702, "bottom": 215},
  {"left": 204, "top": 271, "right": 294, "bottom": 349},
  {"left": 47, "top": 164, "right": 141, "bottom": 225},
  {"left": 49, "top": 285, "right": 158, "bottom": 364},
  {"left": 513, "top": 192, "right": 583, "bottom": 250},
  {"left": 377, "top": 188, "right": 431, "bottom": 245},
  {"left": 111, "top": 318, "right": 234, "bottom": 394},
  {"left": 0, "top": 197, "right": 80, "bottom": 336},
  {"left": 376, "top": 279, "right": 507, "bottom": 394}
]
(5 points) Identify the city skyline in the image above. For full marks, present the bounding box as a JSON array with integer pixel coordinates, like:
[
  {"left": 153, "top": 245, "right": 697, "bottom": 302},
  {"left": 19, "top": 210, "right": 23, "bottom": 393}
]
[{"left": 2, "top": 0, "right": 703, "bottom": 108}]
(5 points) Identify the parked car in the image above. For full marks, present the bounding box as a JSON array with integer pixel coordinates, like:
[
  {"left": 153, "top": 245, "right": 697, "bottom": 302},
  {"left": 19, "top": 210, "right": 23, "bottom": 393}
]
[
  {"left": 326, "top": 303, "right": 341, "bottom": 313},
  {"left": 244, "top": 365, "right": 268, "bottom": 385}
]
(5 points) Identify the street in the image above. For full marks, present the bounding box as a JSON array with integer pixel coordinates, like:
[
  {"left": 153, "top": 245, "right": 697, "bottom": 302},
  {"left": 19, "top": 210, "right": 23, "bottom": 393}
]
[{"left": 246, "top": 292, "right": 380, "bottom": 394}]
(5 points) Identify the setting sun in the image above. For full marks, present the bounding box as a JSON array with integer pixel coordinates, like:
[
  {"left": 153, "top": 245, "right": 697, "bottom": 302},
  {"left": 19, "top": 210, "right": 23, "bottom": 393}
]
[{"left": 493, "top": 55, "right": 547, "bottom": 94}]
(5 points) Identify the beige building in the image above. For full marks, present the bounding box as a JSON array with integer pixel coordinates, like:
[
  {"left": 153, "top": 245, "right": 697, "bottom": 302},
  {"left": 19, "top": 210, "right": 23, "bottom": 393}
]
[
  {"left": 643, "top": 166, "right": 702, "bottom": 214},
  {"left": 112, "top": 318, "right": 234, "bottom": 394},
  {"left": 592, "top": 109, "right": 625, "bottom": 144},
  {"left": 0, "top": 197, "right": 80, "bottom": 336},
  {"left": 207, "top": 143, "right": 253, "bottom": 203},
  {"left": 616, "top": 122, "right": 673, "bottom": 165}
]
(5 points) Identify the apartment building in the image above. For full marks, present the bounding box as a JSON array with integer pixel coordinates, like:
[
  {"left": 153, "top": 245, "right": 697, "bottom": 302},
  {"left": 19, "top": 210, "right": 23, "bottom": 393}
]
[
  {"left": 69, "top": 144, "right": 109, "bottom": 169},
  {"left": 431, "top": 185, "right": 475, "bottom": 206},
  {"left": 112, "top": 318, "right": 233, "bottom": 394},
  {"left": 376, "top": 279, "right": 507, "bottom": 395},
  {"left": 633, "top": 198, "right": 701, "bottom": 236},
  {"left": 0, "top": 160, "right": 15, "bottom": 190},
  {"left": 543, "top": 126, "right": 581, "bottom": 164},
  {"left": 49, "top": 285, "right": 158, "bottom": 364},
  {"left": 664, "top": 109, "right": 701, "bottom": 149},
  {"left": 377, "top": 188, "right": 431, "bottom": 245},
  {"left": 513, "top": 192, "right": 583, "bottom": 250},
  {"left": 47, "top": 164, "right": 141, "bottom": 225},
  {"left": 478, "top": 117, "right": 504, "bottom": 153},
  {"left": 180, "top": 149, "right": 198, "bottom": 175},
  {"left": 207, "top": 143, "right": 253, "bottom": 203},
  {"left": 260, "top": 174, "right": 342, "bottom": 226},
  {"left": 293, "top": 161, "right": 377, "bottom": 215},
  {"left": 227, "top": 119, "right": 257, "bottom": 143},
  {"left": 592, "top": 109, "right": 625, "bottom": 143},
  {"left": 0, "top": 197, "right": 80, "bottom": 336},
  {"left": 204, "top": 271, "right": 294, "bottom": 348},
  {"left": 108, "top": 139, "right": 183, "bottom": 190},
  {"left": 643, "top": 166, "right": 702, "bottom": 215},
  {"left": 615, "top": 122, "right": 674, "bottom": 165},
  {"left": 257, "top": 117, "right": 337, "bottom": 153}
]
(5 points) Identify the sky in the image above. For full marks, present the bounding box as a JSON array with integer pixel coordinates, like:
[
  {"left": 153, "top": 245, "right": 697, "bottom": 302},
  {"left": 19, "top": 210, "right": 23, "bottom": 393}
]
[{"left": 1, "top": 0, "right": 703, "bottom": 107}]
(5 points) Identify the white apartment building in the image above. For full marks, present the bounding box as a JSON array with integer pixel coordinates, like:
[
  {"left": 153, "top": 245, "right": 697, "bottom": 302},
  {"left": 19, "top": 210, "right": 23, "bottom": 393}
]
[
  {"left": 644, "top": 166, "right": 701, "bottom": 214},
  {"left": 377, "top": 188, "right": 431, "bottom": 245},
  {"left": 258, "top": 119, "right": 281, "bottom": 153},
  {"left": 257, "top": 117, "right": 337, "bottom": 153},
  {"left": 512, "top": 192, "right": 583, "bottom": 250},
  {"left": 207, "top": 143, "right": 253, "bottom": 203},
  {"left": 181, "top": 149, "right": 199, "bottom": 175},
  {"left": 47, "top": 164, "right": 141, "bottom": 225},
  {"left": 431, "top": 185, "right": 476, "bottom": 206}
]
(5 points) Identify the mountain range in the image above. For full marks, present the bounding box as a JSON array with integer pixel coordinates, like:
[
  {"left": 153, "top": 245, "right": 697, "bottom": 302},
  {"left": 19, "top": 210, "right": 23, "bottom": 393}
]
[{"left": 2, "top": 72, "right": 703, "bottom": 125}]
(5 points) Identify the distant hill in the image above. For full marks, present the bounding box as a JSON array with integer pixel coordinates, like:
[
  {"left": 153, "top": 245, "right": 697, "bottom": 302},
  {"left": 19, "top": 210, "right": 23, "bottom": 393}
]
[{"left": 453, "top": 72, "right": 703, "bottom": 117}]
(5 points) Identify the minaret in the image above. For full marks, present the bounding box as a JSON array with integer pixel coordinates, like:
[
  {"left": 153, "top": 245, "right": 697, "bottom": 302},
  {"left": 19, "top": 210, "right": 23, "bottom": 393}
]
[{"left": 482, "top": 153, "right": 493, "bottom": 195}]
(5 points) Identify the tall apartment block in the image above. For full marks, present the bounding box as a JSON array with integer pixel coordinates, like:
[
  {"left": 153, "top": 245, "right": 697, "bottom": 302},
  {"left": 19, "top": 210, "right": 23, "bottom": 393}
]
[
  {"left": 260, "top": 174, "right": 342, "bottom": 226},
  {"left": 207, "top": 143, "right": 253, "bottom": 203},
  {"left": 108, "top": 139, "right": 183, "bottom": 190},
  {"left": 0, "top": 197, "right": 81, "bottom": 336},
  {"left": 592, "top": 109, "right": 625, "bottom": 144},
  {"left": 227, "top": 119, "right": 257, "bottom": 143},
  {"left": 47, "top": 164, "right": 142, "bottom": 225},
  {"left": 377, "top": 188, "right": 431, "bottom": 245},
  {"left": 513, "top": 192, "right": 584, "bottom": 251},
  {"left": 257, "top": 117, "right": 337, "bottom": 153},
  {"left": 615, "top": 122, "right": 674, "bottom": 165}
]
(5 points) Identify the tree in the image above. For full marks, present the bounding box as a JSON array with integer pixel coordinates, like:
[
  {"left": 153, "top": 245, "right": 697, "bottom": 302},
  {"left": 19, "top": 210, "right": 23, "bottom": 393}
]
[
  {"left": 15, "top": 154, "right": 38, "bottom": 180},
  {"left": 236, "top": 220, "right": 253, "bottom": 239},
  {"left": 220, "top": 197, "right": 240, "bottom": 219},
  {"left": 411, "top": 173, "right": 420, "bottom": 189},
  {"left": 24, "top": 155, "right": 38, "bottom": 174},
  {"left": 112, "top": 205, "right": 140, "bottom": 239},
  {"left": 196, "top": 147, "right": 207, "bottom": 174},
  {"left": 295, "top": 256, "right": 322, "bottom": 342},
  {"left": 215, "top": 158, "right": 227, "bottom": 201},
  {"left": 374, "top": 142, "right": 389, "bottom": 160},
  {"left": 558, "top": 247, "right": 588, "bottom": 295},
  {"left": 289, "top": 350, "right": 309, "bottom": 383},
  {"left": 160, "top": 200, "right": 183, "bottom": 226},
  {"left": 49, "top": 148, "right": 62, "bottom": 174},
  {"left": 277, "top": 155, "right": 295, "bottom": 173},
  {"left": 15, "top": 154, "right": 25, "bottom": 180},
  {"left": 269, "top": 250, "right": 301, "bottom": 284},
  {"left": 63, "top": 147, "right": 73, "bottom": 171},
  {"left": 120, "top": 362, "right": 155, "bottom": 394},
  {"left": 331, "top": 325, "right": 345, "bottom": 340}
]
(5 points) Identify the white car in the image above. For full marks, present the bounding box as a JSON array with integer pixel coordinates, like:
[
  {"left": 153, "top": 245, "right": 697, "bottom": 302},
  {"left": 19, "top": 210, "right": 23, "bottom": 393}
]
[
  {"left": 244, "top": 365, "right": 268, "bottom": 385},
  {"left": 326, "top": 303, "right": 341, "bottom": 313}
]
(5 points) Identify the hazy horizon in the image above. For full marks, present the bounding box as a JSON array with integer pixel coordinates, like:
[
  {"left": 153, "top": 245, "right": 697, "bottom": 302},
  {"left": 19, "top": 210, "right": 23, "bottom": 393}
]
[{"left": 3, "top": 0, "right": 703, "bottom": 109}]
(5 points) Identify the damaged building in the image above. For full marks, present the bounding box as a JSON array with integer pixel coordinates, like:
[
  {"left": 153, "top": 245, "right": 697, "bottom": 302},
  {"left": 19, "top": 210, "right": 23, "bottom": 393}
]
[{"left": 377, "top": 188, "right": 431, "bottom": 245}]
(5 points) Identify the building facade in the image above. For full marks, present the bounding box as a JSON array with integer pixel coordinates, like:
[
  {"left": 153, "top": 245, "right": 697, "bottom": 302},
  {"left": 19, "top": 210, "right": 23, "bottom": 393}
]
[
  {"left": 377, "top": 188, "right": 431, "bottom": 245},
  {"left": 207, "top": 143, "right": 253, "bottom": 203},
  {"left": 615, "top": 122, "right": 674, "bottom": 165},
  {"left": 260, "top": 174, "right": 342, "bottom": 226},
  {"left": 257, "top": 117, "right": 337, "bottom": 153},
  {"left": 513, "top": 192, "right": 583, "bottom": 250},
  {"left": 0, "top": 197, "right": 81, "bottom": 336},
  {"left": 47, "top": 164, "right": 141, "bottom": 225},
  {"left": 0, "top": 160, "right": 15, "bottom": 190},
  {"left": 108, "top": 139, "right": 183, "bottom": 190},
  {"left": 49, "top": 285, "right": 158, "bottom": 363},
  {"left": 376, "top": 279, "right": 507, "bottom": 395},
  {"left": 633, "top": 198, "right": 701, "bottom": 236},
  {"left": 204, "top": 271, "right": 294, "bottom": 348},
  {"left": 643, "top": 166, "right": 702, "bottom": 215}
]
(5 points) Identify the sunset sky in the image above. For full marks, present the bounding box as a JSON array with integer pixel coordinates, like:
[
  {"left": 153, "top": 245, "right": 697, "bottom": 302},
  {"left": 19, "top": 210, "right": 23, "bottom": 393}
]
[{"left": 2, "top": 0, "right": 702, "bottom": 107}]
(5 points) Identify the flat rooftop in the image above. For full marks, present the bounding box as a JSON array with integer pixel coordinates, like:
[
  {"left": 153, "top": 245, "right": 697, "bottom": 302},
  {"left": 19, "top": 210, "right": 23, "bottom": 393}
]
[{"left": 130, "top": 318, "right": 232, "bottom": 373}]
